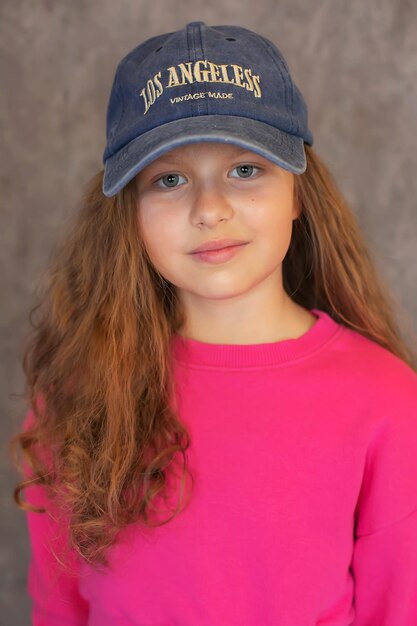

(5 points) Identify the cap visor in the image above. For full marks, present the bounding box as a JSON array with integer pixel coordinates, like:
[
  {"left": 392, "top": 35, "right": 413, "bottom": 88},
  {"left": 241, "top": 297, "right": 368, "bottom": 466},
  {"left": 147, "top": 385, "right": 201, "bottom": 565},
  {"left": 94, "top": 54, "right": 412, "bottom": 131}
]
[{"left": 103, "top": 115, "right": 306, "bottom": 197}]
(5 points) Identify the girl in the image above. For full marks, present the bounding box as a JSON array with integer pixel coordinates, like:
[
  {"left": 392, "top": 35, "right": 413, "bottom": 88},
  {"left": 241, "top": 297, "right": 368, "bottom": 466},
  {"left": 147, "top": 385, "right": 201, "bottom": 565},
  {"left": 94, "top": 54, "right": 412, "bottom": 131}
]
[{"left": 10, "top": 21, "right": 417, "bottom": 626}]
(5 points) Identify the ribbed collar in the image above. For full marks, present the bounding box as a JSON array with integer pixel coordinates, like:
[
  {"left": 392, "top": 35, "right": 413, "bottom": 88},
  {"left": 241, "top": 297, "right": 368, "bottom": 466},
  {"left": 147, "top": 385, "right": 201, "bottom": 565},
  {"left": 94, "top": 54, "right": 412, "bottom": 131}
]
[{"left": 170, "top": 308, "right": 343, "bottom": 369}]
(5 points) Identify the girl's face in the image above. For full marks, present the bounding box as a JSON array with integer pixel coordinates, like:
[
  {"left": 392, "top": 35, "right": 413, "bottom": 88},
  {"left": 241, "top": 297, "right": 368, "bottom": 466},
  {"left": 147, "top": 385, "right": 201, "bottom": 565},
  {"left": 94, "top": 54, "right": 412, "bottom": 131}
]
[{"left": 136, "top": 141, "right": 301, "bottom": 340}]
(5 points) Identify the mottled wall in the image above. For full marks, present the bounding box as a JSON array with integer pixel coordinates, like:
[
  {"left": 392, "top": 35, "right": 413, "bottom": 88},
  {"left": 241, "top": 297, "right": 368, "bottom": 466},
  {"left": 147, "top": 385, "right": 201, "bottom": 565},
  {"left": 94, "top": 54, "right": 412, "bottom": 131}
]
[{"left": 1, "top": 0, "right": 416, "bottom": 622}]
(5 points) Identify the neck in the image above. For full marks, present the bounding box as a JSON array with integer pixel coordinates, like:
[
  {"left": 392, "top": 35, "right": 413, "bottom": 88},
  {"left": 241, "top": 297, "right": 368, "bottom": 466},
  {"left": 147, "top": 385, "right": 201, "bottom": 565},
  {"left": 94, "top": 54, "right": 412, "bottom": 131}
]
[{"left": 177, "top": 293, "right": 316, "bottom": 345}]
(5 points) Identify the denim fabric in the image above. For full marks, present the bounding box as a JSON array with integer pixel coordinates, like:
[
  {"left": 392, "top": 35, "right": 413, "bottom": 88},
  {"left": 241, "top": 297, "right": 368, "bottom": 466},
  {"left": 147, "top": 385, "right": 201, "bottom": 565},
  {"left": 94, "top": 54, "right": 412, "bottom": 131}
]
[{"left": 102, "top": 21, "right": 314, "bottom": 197}]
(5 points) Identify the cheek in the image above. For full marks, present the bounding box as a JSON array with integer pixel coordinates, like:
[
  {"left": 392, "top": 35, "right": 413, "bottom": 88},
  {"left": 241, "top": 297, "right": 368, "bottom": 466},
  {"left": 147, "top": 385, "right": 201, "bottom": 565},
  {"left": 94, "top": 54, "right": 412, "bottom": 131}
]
[
  {"left": 244, "top": 198, "right": 295, "bottom": 257},
  {"left": 244, "top": 197, "right": 294, "bottom": 233},
  {"left": 137, "top": 208, "right": 182, "bottom": 271}
]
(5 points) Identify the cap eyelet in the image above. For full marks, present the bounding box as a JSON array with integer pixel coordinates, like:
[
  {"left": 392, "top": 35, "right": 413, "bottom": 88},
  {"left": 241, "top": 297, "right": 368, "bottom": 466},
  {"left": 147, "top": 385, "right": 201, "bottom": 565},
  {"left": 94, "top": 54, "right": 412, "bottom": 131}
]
[
  {"left": 155, "top": 46, "right": 163, "bottom": 52},
  {"left": 225, "top": 37, "right": 236, "bottom": 41}
]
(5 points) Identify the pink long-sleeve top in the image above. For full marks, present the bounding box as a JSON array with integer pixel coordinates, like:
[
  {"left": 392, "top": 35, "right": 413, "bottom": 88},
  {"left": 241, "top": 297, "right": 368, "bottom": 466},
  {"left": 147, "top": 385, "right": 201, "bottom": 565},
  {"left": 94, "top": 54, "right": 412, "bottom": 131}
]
[{"left": 22, "top": 308, "right": 417, "bottom": 625}]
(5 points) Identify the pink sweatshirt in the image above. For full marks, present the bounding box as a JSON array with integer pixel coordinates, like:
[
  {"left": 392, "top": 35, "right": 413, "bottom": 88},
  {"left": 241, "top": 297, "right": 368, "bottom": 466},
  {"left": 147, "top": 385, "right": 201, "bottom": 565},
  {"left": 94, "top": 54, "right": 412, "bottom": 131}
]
[{"left": 23, "top": 308, "right": 417, "bottom": 625}]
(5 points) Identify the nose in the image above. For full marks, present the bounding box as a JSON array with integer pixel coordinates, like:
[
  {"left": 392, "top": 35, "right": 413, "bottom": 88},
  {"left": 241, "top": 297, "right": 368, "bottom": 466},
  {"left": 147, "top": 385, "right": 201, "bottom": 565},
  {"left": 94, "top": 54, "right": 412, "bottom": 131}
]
[{"left": 190, "top": 182, "right": 234, "bottom": 227}]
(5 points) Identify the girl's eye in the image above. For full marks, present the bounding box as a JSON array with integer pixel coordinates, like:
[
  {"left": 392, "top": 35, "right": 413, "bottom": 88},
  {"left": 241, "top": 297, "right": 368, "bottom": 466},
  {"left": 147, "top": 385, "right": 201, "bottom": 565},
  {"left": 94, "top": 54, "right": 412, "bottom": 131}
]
[
  {"left": 153, "top": 164, "right": 261, "bottom": 189},
  {"left": 230, "top": 164, "right": 261, "bottom": 179},
  {"left": 154, "top": 173, "right": 187, "bottom": 189}
]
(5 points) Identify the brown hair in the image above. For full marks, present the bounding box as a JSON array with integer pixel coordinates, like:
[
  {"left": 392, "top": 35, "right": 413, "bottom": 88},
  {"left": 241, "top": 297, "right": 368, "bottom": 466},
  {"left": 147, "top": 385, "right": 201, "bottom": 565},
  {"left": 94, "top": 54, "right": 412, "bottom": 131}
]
[{"left": 9, "top": 144, "right": 417, "bottom": 572}]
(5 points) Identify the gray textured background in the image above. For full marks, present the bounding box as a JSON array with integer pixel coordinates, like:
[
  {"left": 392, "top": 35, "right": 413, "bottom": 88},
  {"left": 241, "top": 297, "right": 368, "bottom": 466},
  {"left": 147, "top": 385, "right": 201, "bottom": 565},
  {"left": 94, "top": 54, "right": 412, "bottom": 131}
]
[{"left": 2, "top": 1, "right": 416, "bottom": 622}]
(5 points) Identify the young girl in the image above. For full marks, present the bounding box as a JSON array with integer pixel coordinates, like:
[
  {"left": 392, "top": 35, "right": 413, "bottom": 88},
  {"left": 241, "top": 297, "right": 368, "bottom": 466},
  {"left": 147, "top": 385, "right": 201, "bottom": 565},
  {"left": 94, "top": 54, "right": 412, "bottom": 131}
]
[{"left": 10, "top": 21, "right": 417, "bottom": 626}]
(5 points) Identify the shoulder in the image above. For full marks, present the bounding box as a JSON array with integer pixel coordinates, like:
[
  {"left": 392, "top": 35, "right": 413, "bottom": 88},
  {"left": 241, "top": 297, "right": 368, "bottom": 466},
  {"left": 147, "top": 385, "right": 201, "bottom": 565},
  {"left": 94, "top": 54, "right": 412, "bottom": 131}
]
[
  {"left": 343, "top": 328, "right": 417, "bottom": 534},
  {"left": 342, "top": 321, "right": 415, "bottom": 375},
  {"left": 334, "top": 322, "right": 417, "bottom": 417}
]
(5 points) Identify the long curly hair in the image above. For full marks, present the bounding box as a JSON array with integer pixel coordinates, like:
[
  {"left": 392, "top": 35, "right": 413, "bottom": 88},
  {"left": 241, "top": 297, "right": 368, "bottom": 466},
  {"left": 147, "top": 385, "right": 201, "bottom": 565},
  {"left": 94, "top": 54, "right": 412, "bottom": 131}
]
[{"left": 9, "top": 143, "right": 417, "bottom": 572}]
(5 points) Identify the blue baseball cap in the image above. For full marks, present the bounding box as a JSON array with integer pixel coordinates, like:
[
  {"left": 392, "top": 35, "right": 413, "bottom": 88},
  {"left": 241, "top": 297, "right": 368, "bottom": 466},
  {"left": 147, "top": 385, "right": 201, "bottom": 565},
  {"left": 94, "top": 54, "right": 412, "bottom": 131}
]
[{"left": 102, "top": 21, "right": 314, "bottom": 197}]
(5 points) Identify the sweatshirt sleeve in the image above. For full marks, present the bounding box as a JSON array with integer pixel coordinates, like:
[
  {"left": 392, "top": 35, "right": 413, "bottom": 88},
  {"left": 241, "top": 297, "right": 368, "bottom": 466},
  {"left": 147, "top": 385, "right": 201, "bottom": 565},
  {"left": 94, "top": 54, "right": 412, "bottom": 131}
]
[
  {"left": 351, "top": 508, "right": 417, "bottom": 624},
  {"left": 351, "top": 360, "right": 417, "bottom": 625},
  {"left": 22, "top": 408, "right": 90, "bottom": 626}
]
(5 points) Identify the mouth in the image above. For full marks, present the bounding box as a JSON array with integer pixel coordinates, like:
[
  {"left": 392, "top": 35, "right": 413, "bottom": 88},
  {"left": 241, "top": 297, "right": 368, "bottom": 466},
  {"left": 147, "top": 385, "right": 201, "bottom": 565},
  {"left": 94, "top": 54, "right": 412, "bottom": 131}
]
[
  {"left": 190, "top": 242, "right": 249, "bottom": 264},
  {"left": 189, "top": 239, "right": 249, "bottom": 254}
]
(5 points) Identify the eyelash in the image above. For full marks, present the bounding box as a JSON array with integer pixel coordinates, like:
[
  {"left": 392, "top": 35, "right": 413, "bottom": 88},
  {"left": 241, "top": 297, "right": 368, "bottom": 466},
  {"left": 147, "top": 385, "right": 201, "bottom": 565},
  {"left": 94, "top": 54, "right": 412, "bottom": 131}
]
[{"left": 153, "top": 164, "right": 262, "bottom": 190}]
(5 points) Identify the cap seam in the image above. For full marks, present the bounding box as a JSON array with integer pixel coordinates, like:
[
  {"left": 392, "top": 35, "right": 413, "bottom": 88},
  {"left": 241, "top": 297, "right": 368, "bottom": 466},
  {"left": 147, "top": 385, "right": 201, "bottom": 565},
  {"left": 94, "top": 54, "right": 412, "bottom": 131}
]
[
  {"left": 187, "top": 23, "right": 207, "bottom": 116},
  {"left": 196, "top": 24, "right": 208, "bottom": 115},
  {"left": 256, "top": 36, "right": 295, "bottom": 135},
  {"left": 105, "top": 67, "right": 124, "bottom": 158}
]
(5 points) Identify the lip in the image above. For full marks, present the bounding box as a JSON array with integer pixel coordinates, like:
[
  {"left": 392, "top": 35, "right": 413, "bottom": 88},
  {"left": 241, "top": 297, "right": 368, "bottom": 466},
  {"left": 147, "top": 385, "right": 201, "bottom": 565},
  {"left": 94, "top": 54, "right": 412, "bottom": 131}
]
[
  {"left": 189, "top": 238, "right": 249, "bottom": 253},
  {"left": 190, "top": 243, "right": 248, "bottom": 265}
]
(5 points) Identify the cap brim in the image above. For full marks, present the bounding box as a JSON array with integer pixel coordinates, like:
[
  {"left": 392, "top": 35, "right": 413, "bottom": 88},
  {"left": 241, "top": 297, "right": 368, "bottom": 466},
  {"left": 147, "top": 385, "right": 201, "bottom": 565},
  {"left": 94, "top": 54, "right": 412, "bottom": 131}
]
[{"left": 102, "top": 115, "right": 307, "bottom": 197}]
